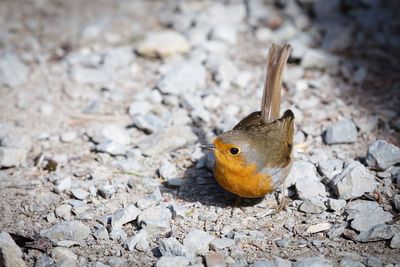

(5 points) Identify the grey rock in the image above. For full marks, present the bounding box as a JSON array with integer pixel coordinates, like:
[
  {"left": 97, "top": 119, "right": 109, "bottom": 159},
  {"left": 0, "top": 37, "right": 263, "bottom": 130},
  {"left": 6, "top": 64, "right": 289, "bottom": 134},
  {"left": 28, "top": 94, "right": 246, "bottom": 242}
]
[
  {"left": 138, "top": 125, "right": 197, "bottom": 156},
  {"left": 210, "top": 237, "right": 235, "bottom": 249},
  {"left": 318, "top": 159, "right": 344, "bottom": 180},
  {"left": 322, "top": 25, "right": 352, "bottom": 52},
  {"left": 137, "top": 30, "right": 190, "bottom": 58},
  {"left": 346, "top": 201, "right": 393, "bottom": 232},
  {"left": 365, "top": 257, "right": 382, "bottom": 267},
  {"left": 301, "top": 49, "right": 339, "bottom": 71},
  {"left": 93, "top": 226, "right": 109, "bottom": 240},
  {"left": 210, "top": 24, "right": 237, "bottom": 44},
  {"left": 274, "top": 258, "right": 292, "bottom": 267},
  {"left": 275, "top": 239, "right": 290, "bottom": 248},
  {"left": 92, "top": 262, "right": 110, "bottom": 267},
  {"left": 111, "top": 204, "right": 140, "bottom": 230},
  {"left": 0, "top": 52, "right": 28, "bottom": 87},
  {"left": 128, "top": 100, "right": 153, "bottom": 116},
  {"left": 339, "top": 258, "right": 365, "bottom": 267},
  {"left": 324, "top": 119, "right": 358, "bottom": 144},
  {"left": 0, "top": 147, "right": 27, "bottom": 167},
  {"left": 54, "top": 177, "right": 72, "bottom": 193},
  {"left": 299, "top": 197, "right": 326, "bottom": 214},
  {"left": 51, "top": 247, "right": 77, "bottom": 262},
  {"left": 332, "top": 161, "right": 378, "bottom": 200},
  {"left": 326, "top": 198, "right": 346, "bottom": 212},
  {"left": 159, "top": 160, "right": 178, "bottom": 180},
  {"left": 286, "top": 161, "right": 318, "bottom": 186},
  {"left": 124, "top": 229, "right": 149, "bottom": 252},
  {"left": 356, "top": 224, "right": 400, "bottom": 242},
  {"left": 293, "top": 257, "right": 332, "bottom": 267},
  {"left": 0, "top": 232, "right": 26, "bottom": 267},
  {"left": 109, "top": 229, "right": 127, "bottom": 241},
  {"left": 250, "top": 260, "right": 275, "bottom": 267},
  {"left": 95, "top": 141, "right": 128, "bottom": 156},
  {"left": 366, "top": 140, "right": 400, "bottom": 170},
  {"left": 394, "top": 195, "right": 400, "bottom": 211},
  {"left": 60, "top": 132, "right": 77, "bottom": 143},
  {"left": 159, "top": 237, "right": 192, "bottom": 259},
  {"left": 55, "top": 204, "right": 72, "bottom": 220},
  {"left": 205, "top": 251, "right": 225, "bottom": 267},
  {"left": 70, "top": 188, "right": 90, "bottom": 200},
  {"left": 107, "top": 257, "right": 127, "bottom": 267},
  {"left": 91, "top": 125, "right": 131, "bottom": 146},
  {"left": 131, "top": 114, "right": 165, "bottom": 133},
  {"left": 183, "top": 230, "right": 215, "bottom": 255},
  {"left": 295, "top": 176, "right": 327, "bottom": 200},
  {"left": 98, "top": 184, "right": 116, "bottom": 198},
  {"left": 327, "top": 223, "right": 346, "bottom": 239},
  {"left": 0, "top": 133, "right": 32, "bottom": 150},
  {"left": 137, "top": 206, "right": 172, "bottom": 234},
  {"left": 155, "top": 256, "right": 190, "bottom": 267},
  {"left": 390, "top": 233, "right": 400, "bottom": 248},
  {"left": 103, "top": 46, "right": 134, "bottom": 69},
  {"left": 40, "top": 221, "right": 91, "bottom": 242},
  {"left": 34, "top": 255, "right": 54, "bottom": 267},
  {"left": 157, "top": 60, "right": 206, "bottom": 95}
]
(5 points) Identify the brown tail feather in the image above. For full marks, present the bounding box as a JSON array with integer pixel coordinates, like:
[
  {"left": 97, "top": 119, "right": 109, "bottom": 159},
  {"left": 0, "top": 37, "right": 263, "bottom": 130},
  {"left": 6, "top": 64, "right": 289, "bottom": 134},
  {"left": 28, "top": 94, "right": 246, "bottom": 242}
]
[{"left": 260, "top": 44, "right": 292, "bottom": 123}]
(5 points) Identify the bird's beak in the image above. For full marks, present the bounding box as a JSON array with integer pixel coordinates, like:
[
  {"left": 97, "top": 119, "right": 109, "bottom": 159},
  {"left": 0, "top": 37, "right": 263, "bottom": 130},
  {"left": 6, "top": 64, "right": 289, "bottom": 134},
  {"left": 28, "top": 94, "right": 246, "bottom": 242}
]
[{"left": 199, "top": 144, "right": 215, "bottom": 150}]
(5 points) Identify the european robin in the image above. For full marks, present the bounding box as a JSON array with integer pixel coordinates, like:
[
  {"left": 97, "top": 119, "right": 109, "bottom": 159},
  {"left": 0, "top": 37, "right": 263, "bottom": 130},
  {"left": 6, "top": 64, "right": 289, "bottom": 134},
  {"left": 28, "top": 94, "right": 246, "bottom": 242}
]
[{"left": 201, "top": 44, "right": 294, "bottom": 209}]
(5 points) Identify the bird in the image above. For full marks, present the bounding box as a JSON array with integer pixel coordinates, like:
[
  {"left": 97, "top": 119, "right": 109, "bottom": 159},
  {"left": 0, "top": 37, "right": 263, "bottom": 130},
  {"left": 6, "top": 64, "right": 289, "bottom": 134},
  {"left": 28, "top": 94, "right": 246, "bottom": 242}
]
[{"left": 201, "top": 44, "right": 294, "bottom": 211}]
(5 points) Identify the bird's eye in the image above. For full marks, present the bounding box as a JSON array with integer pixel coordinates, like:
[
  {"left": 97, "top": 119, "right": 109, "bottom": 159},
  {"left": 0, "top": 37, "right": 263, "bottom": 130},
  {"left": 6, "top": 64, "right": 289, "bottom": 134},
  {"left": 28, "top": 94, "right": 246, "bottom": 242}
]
[{"left": 229, "top": 147, "right": 240, "bottom": 155}]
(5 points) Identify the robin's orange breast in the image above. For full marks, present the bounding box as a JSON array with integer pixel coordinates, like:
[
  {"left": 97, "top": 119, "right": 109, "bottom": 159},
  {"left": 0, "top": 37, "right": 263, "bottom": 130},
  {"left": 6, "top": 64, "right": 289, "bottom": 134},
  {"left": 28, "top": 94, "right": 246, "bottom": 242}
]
[{"left": 213, "top": 146, "right": 274, "bottom": 198}]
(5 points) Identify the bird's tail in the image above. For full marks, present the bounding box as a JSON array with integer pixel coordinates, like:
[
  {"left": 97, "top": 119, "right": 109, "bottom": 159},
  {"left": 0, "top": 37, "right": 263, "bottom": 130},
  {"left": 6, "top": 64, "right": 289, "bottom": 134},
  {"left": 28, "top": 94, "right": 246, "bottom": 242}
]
[{"left": 260, "top": 44, "right": 292, "bottom": 123}]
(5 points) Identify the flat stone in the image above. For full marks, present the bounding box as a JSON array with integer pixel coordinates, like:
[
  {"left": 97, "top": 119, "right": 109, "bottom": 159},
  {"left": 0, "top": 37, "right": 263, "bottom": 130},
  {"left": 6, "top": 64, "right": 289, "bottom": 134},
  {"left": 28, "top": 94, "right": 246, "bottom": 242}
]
[
  {"left": 137, "top": 206, "right": 172, "bottom": 234},
  {"left": 157, "top": 60, "right": 206, "bottom": 95},
  {"left": 183, "top": 230, "right": 215, "bottom": 255},
  {"left": 0, "top": 232, "right": 26, "bottom": 267},
  {"left": 159, "top": 237, "right": 192, "bottom": 259},
  {"left": 91, "top": 125, "right": 131, "bottom": 146},
  {"left": 0, "top": 52, "right": 28, "bottom": 87},
  {"left": 293, "top": 257, "right": 332, "bottom": 267},
  {"left": 70, "top": 188, "right": 90, "bottom": 200},
  {"left": 95, "top": 141, "right": 128, "bottom": 156},
  {"left": 301, "top": 49, "right": 339, "bottom": 71},
  {"left": 307, "top": 222, "right": 331, "bottom": 234},
  {"left": 365, "top": 257, "right": 382, "bottom": 267},
  {"left": 356, "top": 224, "right": 400, "bottom": 242},
  {"left": 346, "top": 201, "right": 393, "bottom": 232},
  {"left": 324, "top": 119, "right": 358, "bottom": 144},
  {"left": 93, "top": 226, "right": 109, "bottom": 240},
  {"left": 40, "top": 221, "right": 90, "bottom": 243},
  {"left": 299, "top": 197, "right": 326, "bottom": 214},
  {"left": 137, "top": 30, "right": 190, "bottom": 58},
  {"left": 124, "top": 229, "right": 149, "bottom": 252},
  {"left": 210, "top": 237, "right": 235, "bottom": 249},
  {"left": 332, "top": 161, "right": 378, "bottom": 200},
  {"left": 111, "top": 204, "right": 140, "bottom": 230},
  {"left": 60, "top": 132, "right": 77, "bottom": 143},
  {"left": 131, "top": 114, "right": 165, "bottom": 133},
  {"left": 295, "top": 176, "right": 327, "bottom": 200},
  {"left": 326, "top": 198, "right": 346, "bottom": 212},
  {"left": 0, "top": 147, "right": 27, "bottom": 168},
  {"left": 274, "top": 258, "right": 292, "bottom": 267},
  {"left": 138, "top": 125, "right": 197, "bottom": 156},
  {"left": 155, "top": 256, "right": 190, "bottom": 267},
  {"left": 366, "top": 140, "right": 400, "bottom": 170},
  {"left": 390, "top": 233, "right": 400, "bottom": 248},
  {"left": 339, "top": 258, "right": 365, "bottom": 267}
]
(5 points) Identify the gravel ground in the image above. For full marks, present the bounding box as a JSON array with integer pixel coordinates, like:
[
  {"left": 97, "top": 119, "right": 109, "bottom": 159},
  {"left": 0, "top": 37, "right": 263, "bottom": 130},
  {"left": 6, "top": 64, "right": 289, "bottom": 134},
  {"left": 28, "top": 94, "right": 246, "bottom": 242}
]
[{"left": 0, "top": 0, "right": 400, "bottom": 266}]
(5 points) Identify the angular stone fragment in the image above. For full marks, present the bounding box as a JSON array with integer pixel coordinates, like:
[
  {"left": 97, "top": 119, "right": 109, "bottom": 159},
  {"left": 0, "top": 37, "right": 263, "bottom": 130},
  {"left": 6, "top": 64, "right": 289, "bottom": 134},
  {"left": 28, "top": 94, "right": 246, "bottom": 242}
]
[
  {"left": 356, "top": 224, "right": 400, "bottom": 242},
  {"left": 40, "top": 221, "right": 90, "bottom": 242},
  {"left": 111, "top": 205, "right": 140, "bottom": 230},
  {"left": 137, "top": 206, "right": 172, "bottom": 234},
  {"left": 346, "top": 201, "right": 393, "bottom": 232},
  {"left": 366, "top": 140, "right": 400, "bottom": 170},
  {"left": 324, "top": 119, "right": 357, "bottom": 144},
  {"left": 332, "top": 161, "right": 378, "bottom": 200},
  {"left": 183, "top": 230, "right": 215, "bottom": 255},
  {"left": 0, "top": 232, "right": 26, "bottom": 267}
]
